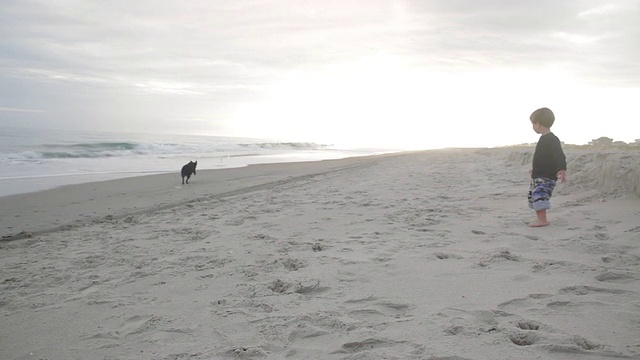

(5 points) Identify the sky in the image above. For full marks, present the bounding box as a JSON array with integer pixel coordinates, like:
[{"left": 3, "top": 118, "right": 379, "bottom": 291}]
[{"left": 1, "top": 0, "right": 639, "bottom": 149}]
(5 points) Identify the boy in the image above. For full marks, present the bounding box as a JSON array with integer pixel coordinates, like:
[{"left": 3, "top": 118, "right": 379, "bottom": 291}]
[{"left": 528, "top": 107, "right": 567, "bottom": 227}]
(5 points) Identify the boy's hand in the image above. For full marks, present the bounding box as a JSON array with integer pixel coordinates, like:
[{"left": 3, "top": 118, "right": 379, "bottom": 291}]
[{"left": 557, "top": 170, "right": 566, "bottom": 184}]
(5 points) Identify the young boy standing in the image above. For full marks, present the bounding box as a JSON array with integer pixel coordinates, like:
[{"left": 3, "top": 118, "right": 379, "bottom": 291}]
[{"left": 528, "top": 107, "right": 567, "bottom": 227}]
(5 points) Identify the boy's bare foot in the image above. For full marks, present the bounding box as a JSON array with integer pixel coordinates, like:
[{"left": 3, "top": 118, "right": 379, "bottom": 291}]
[{"left": 529, "top": 210, "right": 549, "bottom": 227}]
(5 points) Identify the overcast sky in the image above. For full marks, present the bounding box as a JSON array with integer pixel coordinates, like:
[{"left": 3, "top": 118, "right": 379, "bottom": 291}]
[{"left": 1, "top": 0, "right": 639, "bottom": 149}]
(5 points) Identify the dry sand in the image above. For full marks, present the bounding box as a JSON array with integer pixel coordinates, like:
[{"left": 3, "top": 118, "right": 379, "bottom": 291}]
[{"left": 1, "top": 147, "right": 639, "bottom": 360}]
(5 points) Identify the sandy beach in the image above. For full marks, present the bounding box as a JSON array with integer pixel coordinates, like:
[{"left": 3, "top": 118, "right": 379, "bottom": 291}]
[{"left": 1, "top": 147, "right": 639, "bottom": 360}]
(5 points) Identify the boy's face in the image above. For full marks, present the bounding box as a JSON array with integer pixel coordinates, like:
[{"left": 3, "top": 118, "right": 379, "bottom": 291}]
[{"left": 531, "top": 121, "right": 543, "bottom": 134}]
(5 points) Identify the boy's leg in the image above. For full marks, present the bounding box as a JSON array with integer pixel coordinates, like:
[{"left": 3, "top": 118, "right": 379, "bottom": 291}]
[
  {"left": 529, "top": 210, "right": 548, "bottom": 227},
  {"left": 528, "top": 178, "right": 555, "bottom": 227}
]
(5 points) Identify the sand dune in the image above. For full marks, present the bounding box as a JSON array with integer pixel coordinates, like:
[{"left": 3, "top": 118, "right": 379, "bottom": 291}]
[
  {"left": 507, "top": 146, "right": 640, "bottom": 197},
  {"left": 1, "top": 148, "right": 638, "bottom": 359}
]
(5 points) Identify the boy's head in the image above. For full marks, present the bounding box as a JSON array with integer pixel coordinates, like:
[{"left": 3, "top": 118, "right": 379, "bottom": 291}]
[{"left": 530, "top": 107, "right": 555, "bottom": 128}]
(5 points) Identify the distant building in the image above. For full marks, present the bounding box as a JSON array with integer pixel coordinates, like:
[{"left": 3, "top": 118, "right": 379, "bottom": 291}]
[{"left": 588, "top": 137, "right": 614, "bottom": 146}]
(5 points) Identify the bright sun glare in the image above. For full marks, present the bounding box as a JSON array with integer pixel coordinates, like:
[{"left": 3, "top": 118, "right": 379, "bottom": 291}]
[{"left": 227, "top": 55, "right": 628, "bottom": 150}]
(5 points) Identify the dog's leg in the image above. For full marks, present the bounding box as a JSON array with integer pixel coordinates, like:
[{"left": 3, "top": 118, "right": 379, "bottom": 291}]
[{"left": 182, "top": 176, "right": 185, "bottom": 185}]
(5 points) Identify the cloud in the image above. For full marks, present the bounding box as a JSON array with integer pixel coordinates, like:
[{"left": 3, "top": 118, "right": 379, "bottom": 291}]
[
  {"left": 0, "top": 106, "right": 45, "bottom": 113},
  {"left": 2, "top": 0, "right": 638, "bottom": 87},
  {"left": 1, "top": 0, "right": 638, "bottom": 144},
  {"left": 578, "top": 4, "right": 619, "bottom": 18}
]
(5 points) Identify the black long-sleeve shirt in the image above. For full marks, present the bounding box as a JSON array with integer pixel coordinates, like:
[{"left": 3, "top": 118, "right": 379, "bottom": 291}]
[{"left": 532, "top": 132, "right": 566, "bottom": 180}]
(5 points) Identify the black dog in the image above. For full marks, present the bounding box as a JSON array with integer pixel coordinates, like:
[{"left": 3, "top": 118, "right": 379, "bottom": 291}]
[{"left": 181, "top": 161, "right": 197, "bottom": 184}]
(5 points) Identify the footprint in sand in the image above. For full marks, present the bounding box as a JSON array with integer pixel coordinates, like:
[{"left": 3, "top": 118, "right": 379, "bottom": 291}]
[
  {"left": 279, "top": 257, "right": 306, "bottom": 271},
  {"left": 595, "top": 271, "right": 638, "bottom": 284},
  {"left": 224, "top": 347, "right": 268, "bottom": 358},
  {"left": 434, "top": 252, "right": 464, "bottom": 260},
  {"left": 332, "top": 337, "right": 425, "bottom": 357},
  {"left": 113, "top": 315, "right": 164, "bottom": 338},
  {"left": 558, "top": 285, "right": 633, "bottom": 296},
  {"left": 336, "top": 338, "right": 397, "bottom": 353},
  {"left": 495, "top": 285, "right": 639, "bottom": 356},
  {"left": 509, "top": 329, "right": 603, "bottom": 353},
  {"left": 497, "top": 293, "right": 553, "bottom": 312},
  {"left": 287, "top": 323, "right": 330, "bottom": 341},
  {"left": 344, "top": 296, "right": 413, "bottom": 326},
  {"left": 601, "top": 253, "right": 640, "bottom": 266},
  {"left": 475, "top": 249, "right": 521, "bottom": 268},
  {"left": 509, "top": 331, "right": 539, "bottom": 346},
  {"left": 531, "top": 259, "right": 592, "bottom": 274},
  {"left": 624, "top": 225, "right": 640, "bottom": 233},
  {"left": 435, "top": 308, "right": 502, "bottom": 336},
  {"left": 311, "top": 242, "right": 327, "bottom": 252},
  {"left": 433, "top": 306, "right": 612, "bottom": 355},
  {"left": 516, "top": 320, "right": 541, "bottom": 330},
  {"left": 83, "top": 314, "right": 166, "bottom": 341},
  {"left": 265, "top": 278, "right": 328, "bottom": 295}
]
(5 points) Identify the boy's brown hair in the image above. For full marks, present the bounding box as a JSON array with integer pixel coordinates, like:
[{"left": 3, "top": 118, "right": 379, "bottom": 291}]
[{"left": 530, "top": 107, "right": 555, "bottom": 128}]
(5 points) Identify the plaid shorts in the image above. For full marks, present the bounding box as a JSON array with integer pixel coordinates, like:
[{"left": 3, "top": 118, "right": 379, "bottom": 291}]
[{"left": 528, "top": 178, "right": 556, "bottom": 211}]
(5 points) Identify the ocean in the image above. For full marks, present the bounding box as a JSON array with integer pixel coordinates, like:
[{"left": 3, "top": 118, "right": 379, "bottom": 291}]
[{"left": 0, "top": 126, "right": 393, "bottom": 198}]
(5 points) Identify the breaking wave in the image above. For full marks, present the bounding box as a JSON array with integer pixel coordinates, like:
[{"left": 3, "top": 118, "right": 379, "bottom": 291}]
[{"left": 4, "top": 140, "right": 329, "bottom": 161}]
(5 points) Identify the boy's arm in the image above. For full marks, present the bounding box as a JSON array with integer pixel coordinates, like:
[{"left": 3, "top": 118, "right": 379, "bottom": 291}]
[
  {"left": 552, "top": 137, "right": 567, "bottom": 183},
  {"left": 557, "top": 169, "right": 566, "bottom": 183}
]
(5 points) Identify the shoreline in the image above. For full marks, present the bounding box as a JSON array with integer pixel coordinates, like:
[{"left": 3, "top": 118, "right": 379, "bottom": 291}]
[
  {"left": 0, "top": 147, "right": 391, "bottom": 198},
  {"left": 0, "top": 152, "right": 405, "bottom": 240},
  {"left": 3, "top": 146, "right": 639, "bottom": 241}
]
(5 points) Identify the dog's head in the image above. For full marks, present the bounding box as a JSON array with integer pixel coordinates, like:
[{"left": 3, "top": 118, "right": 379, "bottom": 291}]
[{"left": 191, "top": 161, "right": 197, "bottom": 174}]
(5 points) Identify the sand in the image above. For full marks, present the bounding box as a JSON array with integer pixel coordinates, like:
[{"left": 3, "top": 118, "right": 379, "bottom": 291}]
[{"left": 1, "top": 147, "right": 639, "bottom": 360}]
